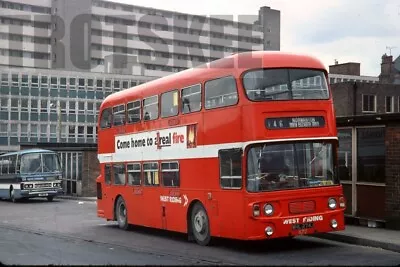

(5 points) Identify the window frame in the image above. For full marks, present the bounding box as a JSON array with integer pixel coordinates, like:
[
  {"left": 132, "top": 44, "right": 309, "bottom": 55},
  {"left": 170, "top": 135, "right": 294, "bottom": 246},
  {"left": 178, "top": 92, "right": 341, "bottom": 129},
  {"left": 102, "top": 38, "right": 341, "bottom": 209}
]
[
  {"left": 112, "top": 162, "right": 126, "bottom": 185},
  {"left": 218, "top": 148, "right": 243, "bottom": 190},
  {"left": 127, "top": 162, "right": 142, "bottom": 186},
  {"left": 161, "top": 161, "right": 180, "bottom": 187},
  {"left": 143, "top": 162, "right": 160, "bottom": 186},
  {"left": 362, "top": 94, "right": 377, "bottom": 113},
  {"left": 385, "top": 96, "right": 394, "bottom": 113},
  {"left": 143, "top": 95, "right": 159, "bottom": 121},
  {"left": 104, "top": 163, "right": 112, "bottom": 185},
  {"left": 127, "top": 100, "right": 141, "bottom": 124},
  {"left": 181, "top": 83, "right": 202, "bottom": 114},
  {"left": 161, "top": 89, "right": 179, "bottom": 118},
  {"left": 112, "top": 104, "right": 126, "bottom": 126},
  {"left": 100, "top": 107, "right": 113, "bottom": 129},
  {"left": 204, "top": 75, "right": 239, "bottom": 110}
]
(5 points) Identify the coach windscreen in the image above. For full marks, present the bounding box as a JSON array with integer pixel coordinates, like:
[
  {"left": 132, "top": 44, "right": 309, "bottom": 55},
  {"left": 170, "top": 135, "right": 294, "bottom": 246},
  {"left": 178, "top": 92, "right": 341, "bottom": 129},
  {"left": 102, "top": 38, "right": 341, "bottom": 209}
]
[
  {"left": 246, "top": 141, "right": 339, "bottom": 192},
  {"left": 242, "top": 68, "right": 329, "bottom": 101}
]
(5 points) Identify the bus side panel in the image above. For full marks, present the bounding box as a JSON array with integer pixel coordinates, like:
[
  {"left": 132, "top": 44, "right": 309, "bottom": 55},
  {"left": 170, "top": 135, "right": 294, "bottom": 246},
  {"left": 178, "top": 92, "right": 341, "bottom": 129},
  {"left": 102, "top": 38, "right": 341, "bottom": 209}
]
[
  {"left": 98, "top": 167, "right": 115, "bottom": 221},
  {"left": 202, "top": 107, "right": 242, "bottom": 145},
  {"left": 126, "top": 186, "right": 149, "bottom": 228},
  {"left": 202, "top": 105, "right": 243, "bottom": 239}
]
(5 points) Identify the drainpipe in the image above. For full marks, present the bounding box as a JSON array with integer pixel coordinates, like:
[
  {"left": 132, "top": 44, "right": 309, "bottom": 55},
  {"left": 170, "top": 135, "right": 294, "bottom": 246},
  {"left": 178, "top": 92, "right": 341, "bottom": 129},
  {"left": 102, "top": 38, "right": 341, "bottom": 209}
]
[{"left": 352, "top": 82, "right": 358, "bottom": 116}]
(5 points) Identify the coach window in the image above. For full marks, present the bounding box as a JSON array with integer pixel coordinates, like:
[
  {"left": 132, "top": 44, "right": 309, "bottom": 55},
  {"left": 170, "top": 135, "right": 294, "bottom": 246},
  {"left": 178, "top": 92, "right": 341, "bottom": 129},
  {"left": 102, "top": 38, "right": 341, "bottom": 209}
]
[
  {"left": 143, "top": 162, "right": 159, "bottom": 186},
  {"left": 161, "top": 162, "right": 180, "bottom": 187},
  {"left": 161, "top": 90, "right": 179, "bottom": 118},
  {"left": 127, "top": 163, "right": 141, "bottom": 186},
  {"left": 113, "top": 163, "right": 126, "bottom": 185},
  {"left": 205, "top": 76, "right": 238, "bottom": 109},
  {"left": 112, "top": 104, "right": 126, "bottom": 126},
  {"left": 182, "top": 84, "right": 201, "bottom": 114},
  {"left": 100, "top": 108, "right": 112, "bottom": 129},
  {"left": 127, "top": 100, "right": 141, "bottom": 124},
  {"left": 143, "top": 95, "right": 158, "bottom": 121},
  {"left": 8, "top": 155, "right": 17, "bottom": 174},
  {"left": 105, "top": 164, "right": 112, "bottom": 185},
  {"left": 219, "top": 148, "right": 242, "bottom": 189}
]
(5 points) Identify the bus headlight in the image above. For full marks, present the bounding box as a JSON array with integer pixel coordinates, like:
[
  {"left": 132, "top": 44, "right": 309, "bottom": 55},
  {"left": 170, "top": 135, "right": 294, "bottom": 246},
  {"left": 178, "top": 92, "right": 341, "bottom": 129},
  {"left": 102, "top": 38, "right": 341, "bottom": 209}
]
[
  {"left": 264, "top": 204, "right": 274, "bottom": 216},
  {"left": 328, "top": 198, "right": 337, "bottom": 209}
]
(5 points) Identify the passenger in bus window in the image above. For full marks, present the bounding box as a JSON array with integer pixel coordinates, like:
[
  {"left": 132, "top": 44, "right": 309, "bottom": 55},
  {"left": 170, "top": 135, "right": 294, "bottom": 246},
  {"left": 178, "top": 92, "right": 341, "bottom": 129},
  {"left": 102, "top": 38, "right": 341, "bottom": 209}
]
[{"left": 144, "top": 112, "right": 150, "bottom": 121}]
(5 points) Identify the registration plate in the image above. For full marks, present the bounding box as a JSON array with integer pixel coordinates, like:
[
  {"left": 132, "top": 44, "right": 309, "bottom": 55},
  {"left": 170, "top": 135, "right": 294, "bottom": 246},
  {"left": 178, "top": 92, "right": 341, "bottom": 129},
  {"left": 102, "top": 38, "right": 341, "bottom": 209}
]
[
  {"left": 38, "top": 193, "right": 48, "bottom": 197},
  {"left": 292, "top": 222, "right": 314, "bottom": 230}
]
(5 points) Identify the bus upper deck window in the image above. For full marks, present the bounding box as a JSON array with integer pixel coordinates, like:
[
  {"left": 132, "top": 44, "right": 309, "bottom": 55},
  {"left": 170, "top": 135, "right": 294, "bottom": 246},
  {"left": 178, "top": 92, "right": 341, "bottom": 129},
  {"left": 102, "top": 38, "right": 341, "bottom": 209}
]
[
  {"left": 100, "top": 108, "right": 112, "bottom": 128},
  {"left": 181, "top": 84, "right": 201, "bottom": 114}
]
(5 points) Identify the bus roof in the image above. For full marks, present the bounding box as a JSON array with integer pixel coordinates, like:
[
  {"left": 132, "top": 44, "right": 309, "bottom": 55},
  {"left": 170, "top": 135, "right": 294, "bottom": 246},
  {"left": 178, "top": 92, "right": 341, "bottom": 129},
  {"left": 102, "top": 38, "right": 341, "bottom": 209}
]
[
  {"left": 0, "top": 149, "right": 57, "bottom": 157},
  {"left": 100, "top": 51, "right": 327, "bottom": 109}
]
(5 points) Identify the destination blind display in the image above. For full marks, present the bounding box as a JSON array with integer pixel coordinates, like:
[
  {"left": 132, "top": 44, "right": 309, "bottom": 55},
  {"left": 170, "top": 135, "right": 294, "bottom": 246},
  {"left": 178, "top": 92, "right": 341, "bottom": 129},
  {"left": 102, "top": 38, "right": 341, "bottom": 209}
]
[{"left": 265, "top": 116, "right": 325, "bottom": 129}]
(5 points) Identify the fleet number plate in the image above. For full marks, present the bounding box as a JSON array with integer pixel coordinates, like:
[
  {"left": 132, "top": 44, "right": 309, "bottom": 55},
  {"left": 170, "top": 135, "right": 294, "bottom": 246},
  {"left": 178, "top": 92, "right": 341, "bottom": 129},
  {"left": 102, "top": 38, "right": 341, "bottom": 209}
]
[
  {"left": 39, "top": 193, "right": 48, "bottom": 197},
  {"left": 292, "top": 222, "right": 314, "bottom": 230}
]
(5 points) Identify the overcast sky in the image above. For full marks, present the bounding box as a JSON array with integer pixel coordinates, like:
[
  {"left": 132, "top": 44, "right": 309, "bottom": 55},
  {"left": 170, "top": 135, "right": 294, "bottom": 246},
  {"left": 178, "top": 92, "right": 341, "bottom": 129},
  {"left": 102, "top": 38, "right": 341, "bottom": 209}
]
[{"left": 111, "top": 0, "right": 400, "bottom": 76}]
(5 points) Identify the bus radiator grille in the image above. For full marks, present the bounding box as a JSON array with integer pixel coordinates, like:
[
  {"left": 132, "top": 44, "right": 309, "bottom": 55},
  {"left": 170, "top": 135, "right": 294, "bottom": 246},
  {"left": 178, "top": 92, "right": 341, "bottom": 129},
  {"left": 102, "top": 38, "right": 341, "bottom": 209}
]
[{"left": 289, "top": 201, "right": 316, "bottom": 214}]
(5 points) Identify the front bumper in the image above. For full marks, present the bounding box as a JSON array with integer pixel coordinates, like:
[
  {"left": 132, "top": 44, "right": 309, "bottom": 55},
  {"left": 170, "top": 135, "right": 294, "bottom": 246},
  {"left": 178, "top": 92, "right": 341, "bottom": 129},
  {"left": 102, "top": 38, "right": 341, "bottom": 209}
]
[{"left": 19, "top": 188, "right": 64, "bottom": 198}]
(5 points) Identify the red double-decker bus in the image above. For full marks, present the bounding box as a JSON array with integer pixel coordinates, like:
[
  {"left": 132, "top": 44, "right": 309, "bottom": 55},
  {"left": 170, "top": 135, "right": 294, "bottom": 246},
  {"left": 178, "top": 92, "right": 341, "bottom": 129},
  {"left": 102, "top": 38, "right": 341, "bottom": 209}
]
[{"left": 96, "top": 51, "right": 346, "bottom": 246}]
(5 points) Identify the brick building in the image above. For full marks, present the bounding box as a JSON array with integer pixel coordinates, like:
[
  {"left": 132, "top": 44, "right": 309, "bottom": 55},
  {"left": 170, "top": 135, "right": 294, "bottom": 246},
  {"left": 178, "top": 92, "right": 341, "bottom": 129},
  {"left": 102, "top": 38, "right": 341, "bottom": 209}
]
[
  {"left": 331, "top": 81, "right": 400, "bottom": 230},
  {"left": 379, "top": 54, "right": 400, "bottom": 84}
]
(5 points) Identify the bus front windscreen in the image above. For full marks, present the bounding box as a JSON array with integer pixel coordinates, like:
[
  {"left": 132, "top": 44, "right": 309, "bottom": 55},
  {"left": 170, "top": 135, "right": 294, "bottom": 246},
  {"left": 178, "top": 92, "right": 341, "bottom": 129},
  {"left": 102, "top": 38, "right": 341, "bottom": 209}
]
[
  {"left": 20, "top": 153, "right": 61, "bottom": 174},
  {"left": 242, "top": 68, "right": 329, "bottom": 101},
  {"left": 246, "top": 141, "right": 338, "bottom": 192}
]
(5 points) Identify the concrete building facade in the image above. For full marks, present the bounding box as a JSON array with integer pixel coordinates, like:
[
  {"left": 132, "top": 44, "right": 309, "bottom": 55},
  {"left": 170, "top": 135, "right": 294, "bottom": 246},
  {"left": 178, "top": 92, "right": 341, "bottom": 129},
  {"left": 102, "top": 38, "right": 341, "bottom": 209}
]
[{"left": 0, "top": 0, "right": 280, "bottom": 76}]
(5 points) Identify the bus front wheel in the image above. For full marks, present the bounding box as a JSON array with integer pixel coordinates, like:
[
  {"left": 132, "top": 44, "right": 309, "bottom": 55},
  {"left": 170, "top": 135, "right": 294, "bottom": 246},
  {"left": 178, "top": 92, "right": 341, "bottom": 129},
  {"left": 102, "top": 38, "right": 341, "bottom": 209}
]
[
  {"left": 116, "top": 197, "right": 130, "bottom": 230},
  {"left": 190, "top": 203, "right": 211, "bottom": 246}
]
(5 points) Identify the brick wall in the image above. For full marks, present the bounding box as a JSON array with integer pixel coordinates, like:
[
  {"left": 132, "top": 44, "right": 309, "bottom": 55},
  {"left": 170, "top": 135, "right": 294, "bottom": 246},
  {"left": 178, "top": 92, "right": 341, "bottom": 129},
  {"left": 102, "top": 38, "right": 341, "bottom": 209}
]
[
  {"left": 81, "top": 150, "right": 100, "bottom": 197},
  {"left": 331, "top": 82, "right": 400, "bottom": 116},
  {"left": 331, "top": 82, "right": 353, "bottom": 116},
  {"left": 329, "top": 63, "right": 360, "bottom": 76},
  {"left": 385, "top": 123, "right": 400, "bottom": 229}
]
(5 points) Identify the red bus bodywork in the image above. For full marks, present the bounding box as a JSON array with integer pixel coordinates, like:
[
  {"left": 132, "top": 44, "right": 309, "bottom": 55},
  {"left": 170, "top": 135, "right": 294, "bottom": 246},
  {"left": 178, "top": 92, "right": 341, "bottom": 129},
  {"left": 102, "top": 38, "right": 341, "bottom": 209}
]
[{"left": 96, "top": 51, "right": 346, "bottom": 245}]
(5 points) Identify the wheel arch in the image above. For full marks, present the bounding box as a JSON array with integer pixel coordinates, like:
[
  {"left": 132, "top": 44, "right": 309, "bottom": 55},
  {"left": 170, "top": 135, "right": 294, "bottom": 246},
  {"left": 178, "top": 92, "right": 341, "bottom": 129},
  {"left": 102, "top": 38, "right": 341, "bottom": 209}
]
[{"left": 186, "top": 199, "right": 207, "bottom": 238}]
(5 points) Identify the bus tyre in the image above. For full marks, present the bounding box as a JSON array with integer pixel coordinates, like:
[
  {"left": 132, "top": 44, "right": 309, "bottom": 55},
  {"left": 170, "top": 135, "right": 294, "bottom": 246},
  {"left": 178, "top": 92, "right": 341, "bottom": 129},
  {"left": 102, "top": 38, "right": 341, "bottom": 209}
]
[
  {"left": 47, "top": 196, "right": 54, "bottom": 202},
  {"left": 190, "top": 203, "right": 211, "bottom": 246},
  {"left": 116, "top": 197, "right": 129, "bottom": 230}
]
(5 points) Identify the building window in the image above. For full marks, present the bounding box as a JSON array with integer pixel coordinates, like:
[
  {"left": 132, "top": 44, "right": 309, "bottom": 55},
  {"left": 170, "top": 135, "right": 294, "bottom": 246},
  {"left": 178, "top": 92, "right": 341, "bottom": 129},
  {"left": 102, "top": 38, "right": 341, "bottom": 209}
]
[
  {"left": 385, "top": 96, "right": 394, "bottom": 113},
  {"left": 362, "top": 94, "right": 376, "bottom": 113},
  {"left": 357, "top": 127, "right": 385, "bottom": 184}
]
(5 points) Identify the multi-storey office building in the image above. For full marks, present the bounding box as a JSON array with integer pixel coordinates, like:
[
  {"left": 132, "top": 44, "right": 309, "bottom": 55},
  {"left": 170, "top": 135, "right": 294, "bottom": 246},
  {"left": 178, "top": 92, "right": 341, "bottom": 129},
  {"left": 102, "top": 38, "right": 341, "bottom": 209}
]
[
  {"left": 0, "top": 0, "right": 280, "bottom": 76},
  {"left": 0, "top": 66, "right": 156, "bottom": 151}
]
